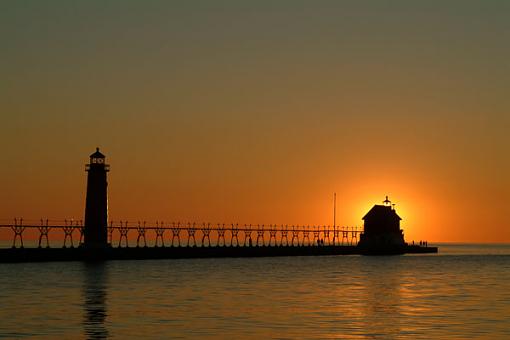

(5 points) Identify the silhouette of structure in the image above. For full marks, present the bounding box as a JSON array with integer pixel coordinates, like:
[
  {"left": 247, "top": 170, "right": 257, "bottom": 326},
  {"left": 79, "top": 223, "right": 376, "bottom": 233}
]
[
  {"left": 358, "top": 196, "right": 406, "bottom": 254},
  {"left": 84, "top": 148, "right": 109, "bottom": 249},
  {"left": 0, "top": 150, "right": 437, "bottom": 262}
]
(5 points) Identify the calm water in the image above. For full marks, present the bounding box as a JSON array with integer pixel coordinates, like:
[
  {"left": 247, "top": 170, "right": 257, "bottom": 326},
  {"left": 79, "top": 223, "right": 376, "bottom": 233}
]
[{"left": 0, "top": 244, "right": 509, "bottom": 339}]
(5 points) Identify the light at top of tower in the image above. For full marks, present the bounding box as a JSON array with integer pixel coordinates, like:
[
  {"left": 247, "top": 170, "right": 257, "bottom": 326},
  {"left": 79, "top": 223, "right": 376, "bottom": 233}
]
[
  {"left": 90, "top": 147, "right": 106, "bottom": 164},
  {"left": 86, "top": 147, "right": 109, "bottom": 171}
]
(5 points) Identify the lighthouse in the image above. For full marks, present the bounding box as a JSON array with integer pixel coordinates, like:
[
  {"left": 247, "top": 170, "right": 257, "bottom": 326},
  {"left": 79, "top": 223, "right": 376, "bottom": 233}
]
[{"left": 84, "top": 148, "right": 109, "bottom": 248}]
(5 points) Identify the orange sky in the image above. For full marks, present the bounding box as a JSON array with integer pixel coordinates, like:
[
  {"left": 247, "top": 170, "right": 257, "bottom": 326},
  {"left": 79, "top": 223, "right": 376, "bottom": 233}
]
[{"left": 1, "top": 1, "right": 509, "bottom": 243}]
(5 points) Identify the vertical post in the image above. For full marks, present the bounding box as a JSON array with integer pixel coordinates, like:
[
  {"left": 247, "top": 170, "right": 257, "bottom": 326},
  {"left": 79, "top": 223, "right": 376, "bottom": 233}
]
[
  {"left": 333, "top": 193, "right": 336, "bottom": 230},
  {"left": 333, "top": 193, "right": 336, "bottom": 245}
]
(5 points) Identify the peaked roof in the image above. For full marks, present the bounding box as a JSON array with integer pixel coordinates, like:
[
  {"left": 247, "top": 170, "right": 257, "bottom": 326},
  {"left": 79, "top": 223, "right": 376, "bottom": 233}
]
[
  {"left": 362, "top": 205, "right": 402, "bottom": 221},
  {"left": 90, "top": 147, "right": 105, "bottom": 159}
]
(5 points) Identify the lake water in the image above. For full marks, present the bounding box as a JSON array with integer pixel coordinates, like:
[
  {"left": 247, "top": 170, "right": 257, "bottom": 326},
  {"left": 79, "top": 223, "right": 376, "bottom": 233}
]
[{"left": 0, "top": 244, "right": 509, "bottom": 339}]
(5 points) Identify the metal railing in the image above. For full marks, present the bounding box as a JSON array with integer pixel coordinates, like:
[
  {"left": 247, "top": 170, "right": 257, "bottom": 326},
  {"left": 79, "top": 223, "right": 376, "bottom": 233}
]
[{"left": 0, "top": 218, "right": 362, "bottom": 249}]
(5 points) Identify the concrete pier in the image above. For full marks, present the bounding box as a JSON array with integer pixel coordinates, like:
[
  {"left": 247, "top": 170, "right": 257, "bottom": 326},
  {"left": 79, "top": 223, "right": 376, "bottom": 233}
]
[{"left": 0, "top": 244, "right": 437, "bottom": 263}]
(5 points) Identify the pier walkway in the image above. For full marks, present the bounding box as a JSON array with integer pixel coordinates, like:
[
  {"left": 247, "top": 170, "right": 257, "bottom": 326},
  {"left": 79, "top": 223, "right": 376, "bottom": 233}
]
[{"left": 0, "top": 219, "right": 436, "bottom": 262}]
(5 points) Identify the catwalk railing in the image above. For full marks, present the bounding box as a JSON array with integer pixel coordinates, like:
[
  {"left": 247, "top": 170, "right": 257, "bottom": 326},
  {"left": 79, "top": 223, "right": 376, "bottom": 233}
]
[{"left": 0, "top": 219, "right": 362, "bottom": 249}]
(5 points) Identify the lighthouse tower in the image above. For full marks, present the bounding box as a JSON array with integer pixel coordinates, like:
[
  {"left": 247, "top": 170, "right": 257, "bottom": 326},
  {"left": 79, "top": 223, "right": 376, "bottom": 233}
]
[{"left": 84, "top": 148, "right": 109, "bottom": 248}]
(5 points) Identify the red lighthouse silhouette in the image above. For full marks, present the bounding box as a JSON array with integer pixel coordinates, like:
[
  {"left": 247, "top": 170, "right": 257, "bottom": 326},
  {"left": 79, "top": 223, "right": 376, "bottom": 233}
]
[{"left": 84, "top": 148, "right": 109, "bottom": 248}]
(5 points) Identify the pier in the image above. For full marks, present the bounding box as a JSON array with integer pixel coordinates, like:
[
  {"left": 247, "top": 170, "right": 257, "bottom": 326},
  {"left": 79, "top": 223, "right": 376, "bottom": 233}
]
[
  {"left": 0, "top": 148, "right": 437, "bottom": 262},
  {"left": 0, "top": 219, "right": 436, "bottom": 262}
]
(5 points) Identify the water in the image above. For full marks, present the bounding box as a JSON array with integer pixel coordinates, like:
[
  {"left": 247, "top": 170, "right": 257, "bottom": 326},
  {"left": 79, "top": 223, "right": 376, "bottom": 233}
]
[{"left": 0, "top": 244, "right": 509, "bottom": 339}]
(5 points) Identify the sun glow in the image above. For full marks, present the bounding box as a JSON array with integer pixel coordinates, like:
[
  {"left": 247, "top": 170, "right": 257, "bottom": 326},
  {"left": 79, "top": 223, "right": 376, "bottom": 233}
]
[{"left": 330, "top": 171, "right": 430, "bottom": 242}]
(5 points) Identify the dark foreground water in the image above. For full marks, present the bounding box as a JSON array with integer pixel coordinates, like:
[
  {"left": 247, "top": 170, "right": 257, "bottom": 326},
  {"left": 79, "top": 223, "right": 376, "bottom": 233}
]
[{"left": 0, "top": 244, "right": 509, "bottom": 339}]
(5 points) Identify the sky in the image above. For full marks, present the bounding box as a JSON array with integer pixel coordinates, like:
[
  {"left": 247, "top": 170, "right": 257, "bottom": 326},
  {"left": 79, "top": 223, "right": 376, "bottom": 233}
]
[{"left": 1, "top": 1, "right": 509, "bottom": 242}]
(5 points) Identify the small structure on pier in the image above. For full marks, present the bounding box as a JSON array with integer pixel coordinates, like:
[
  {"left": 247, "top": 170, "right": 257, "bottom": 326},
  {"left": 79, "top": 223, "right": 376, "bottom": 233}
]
[
  {"left": 358, "top": 196, "right": 406, "bottom": 252},
  {"left": 84, "top": 148, "right": 110, "bottom": 248}
]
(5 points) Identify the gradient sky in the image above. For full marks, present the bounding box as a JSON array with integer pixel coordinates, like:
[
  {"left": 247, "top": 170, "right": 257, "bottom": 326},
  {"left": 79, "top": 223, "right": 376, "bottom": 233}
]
[{"left": 1, "top": 1, "right": 509, "bottom": 242}]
